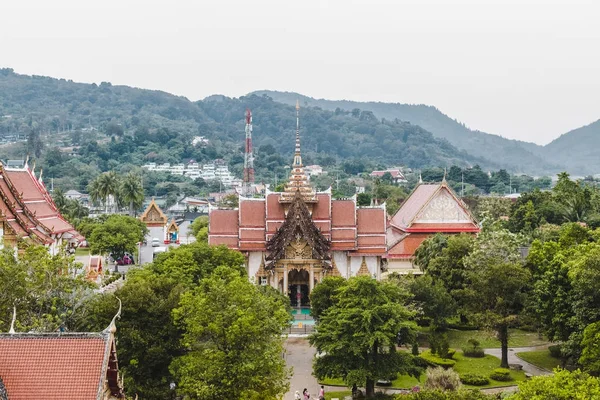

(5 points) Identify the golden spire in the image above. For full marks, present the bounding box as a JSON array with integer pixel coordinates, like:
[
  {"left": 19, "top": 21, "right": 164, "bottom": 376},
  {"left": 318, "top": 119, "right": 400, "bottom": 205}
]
[{"left": 280, "top": 101, "right": 316, "bottom": 203}]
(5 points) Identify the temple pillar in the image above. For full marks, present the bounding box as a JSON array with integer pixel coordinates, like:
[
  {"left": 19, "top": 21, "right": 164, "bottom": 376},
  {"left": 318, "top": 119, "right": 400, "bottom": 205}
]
[
  {"left": 309, "top": 265, "right": 314, "bottom": 293},
  {"left": 283, "top": 266, "right": 288, "bottom": 294}
]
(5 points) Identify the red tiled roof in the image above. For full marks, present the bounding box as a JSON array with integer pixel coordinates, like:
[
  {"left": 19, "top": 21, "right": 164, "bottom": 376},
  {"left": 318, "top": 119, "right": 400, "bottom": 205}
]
[
  {"left": 24, "top": 201, "right": 55, "bottom": 218},
  {"left": 239, "top": 199, "right": 266, "bottom": 227},
  {"left": 0, "top": 333, "right": 109, "bottom": 400},
  {"left": 4, "top": 170, "right": 45, "bottom": 201},
  {"left": 387, "top": 233, "right": 430, "bottom": 257},
  {"left": 37, "top": 216, "right": 74, "bottom": 234},
  {"left": 209, "top": 209, "right": 239, "bottom": 235},
  {"left": 357, "top": 208, "right": 386, "bottom": 234},
  {"left": 312, "top": 194, "right": 331, "bottom": 220},
  {"left": 332, "top": 200, "right": 355, "bottom": 227}
]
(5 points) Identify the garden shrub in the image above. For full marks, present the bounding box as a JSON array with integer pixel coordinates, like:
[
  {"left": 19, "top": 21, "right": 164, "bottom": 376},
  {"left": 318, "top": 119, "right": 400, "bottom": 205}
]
[
  {"left": 548, "top": 344, "right": 562, "bottom": 358},
  {"left": 489, "top": 368, "right": 513, "bottom": 382},
  {"left": 459, "top": 373, "right": 489, "bottom": 386},
  {"left": 419, "top": 350, "right": 457, "bottom": 369},
  {"left": 405, "top": 389, "right": 494, "bottom": 400},
  {"left": 412, "top": 342, "right": 420, "bottom": 356},
  {"left": 424, "top": 367, "right": 462, "bottom": 391},
  {"left": 462, "top": 347, "right": 485, "bottom": 358},
  {"left": 462, "top": 338, "right": 485, "bottom": 358}
]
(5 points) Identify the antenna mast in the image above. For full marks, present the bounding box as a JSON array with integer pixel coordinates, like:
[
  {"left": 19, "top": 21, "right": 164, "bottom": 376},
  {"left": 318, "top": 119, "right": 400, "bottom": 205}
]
[{"left": 242, "top": 109, "right": 255, "bottom": 196}]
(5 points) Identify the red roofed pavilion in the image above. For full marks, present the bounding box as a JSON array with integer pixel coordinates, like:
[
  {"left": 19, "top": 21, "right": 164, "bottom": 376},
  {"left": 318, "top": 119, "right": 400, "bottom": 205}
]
[
  {"left": 0, "top": 160, "right": 82, "bottom": 253},
  {"left": 386, "top": 180, "right": 479, "bottom": 275},
  {"left": 209, "top": 104, "right": 387, "bottom": 305},
  {"left": 0, "top": 317, "right": 124, "bottom": 399}
]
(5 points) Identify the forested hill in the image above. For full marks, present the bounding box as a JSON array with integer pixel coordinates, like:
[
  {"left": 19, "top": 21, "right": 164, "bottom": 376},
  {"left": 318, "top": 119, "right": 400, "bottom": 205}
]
[
  {"left": 251, "top": 90, "right": 563, "bottom": 175},
  {"left": 543, "top": 119, "right": 600, "bottom": 176},
  {"left": 0, "top": 68, "right": 494, "bottom": 181}
]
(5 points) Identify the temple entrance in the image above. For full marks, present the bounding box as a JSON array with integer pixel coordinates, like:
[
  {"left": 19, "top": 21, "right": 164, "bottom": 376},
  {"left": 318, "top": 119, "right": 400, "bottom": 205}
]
[{"left": 288, "top": 269, "right": 310, "bottom": 306}]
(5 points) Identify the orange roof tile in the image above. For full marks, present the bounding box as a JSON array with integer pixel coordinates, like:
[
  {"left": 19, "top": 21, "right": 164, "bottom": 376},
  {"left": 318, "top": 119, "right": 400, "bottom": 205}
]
[
  {"left": 0, "top": 333, "right": 119, "bottom": 400},
  {"left": 332, "top": 200, "right": 355, "bottom": 227},
  {"left": 390, "top": 184, "right": 439, "bottom": 229}
]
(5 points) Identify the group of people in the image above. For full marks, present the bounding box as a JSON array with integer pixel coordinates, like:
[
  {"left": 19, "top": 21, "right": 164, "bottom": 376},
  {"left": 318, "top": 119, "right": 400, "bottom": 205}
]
[{"left": 294, "top": 385, "right": 325, "bottom": 400}]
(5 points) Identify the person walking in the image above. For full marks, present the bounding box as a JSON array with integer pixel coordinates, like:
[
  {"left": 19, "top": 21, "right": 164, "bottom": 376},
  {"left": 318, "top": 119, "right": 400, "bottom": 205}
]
[
  {"left": 318, "top": 385, "right": 325, "bottom": 400},
  {"left": 303, "top": 388, "right": 310, "bottom": 400},
  {"left": 294, "top": 390, "right": 301, "bottom": 400}
]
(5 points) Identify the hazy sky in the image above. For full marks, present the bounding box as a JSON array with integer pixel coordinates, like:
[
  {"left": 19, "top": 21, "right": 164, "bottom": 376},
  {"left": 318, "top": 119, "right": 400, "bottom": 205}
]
[{"left": 1, "top": 0, "right": 598, "bottom": 145}]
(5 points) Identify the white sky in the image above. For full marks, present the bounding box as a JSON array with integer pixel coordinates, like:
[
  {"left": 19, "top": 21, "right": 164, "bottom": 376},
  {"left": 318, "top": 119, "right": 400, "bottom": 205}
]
[{"left": 1, "top": 0, "right": 598, "bottom": 145}]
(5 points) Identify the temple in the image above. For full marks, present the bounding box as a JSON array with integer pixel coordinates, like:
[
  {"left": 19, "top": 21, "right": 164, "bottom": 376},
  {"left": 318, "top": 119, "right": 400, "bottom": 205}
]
[
  {"left": 0, "top": 160, "right": 81, "bottom": 253},
  {"left": 386, "top": 180, "right": 479, "bottom": 275},
  {"left": 209, "top": 103, "right": 387, "bottom": 304}
]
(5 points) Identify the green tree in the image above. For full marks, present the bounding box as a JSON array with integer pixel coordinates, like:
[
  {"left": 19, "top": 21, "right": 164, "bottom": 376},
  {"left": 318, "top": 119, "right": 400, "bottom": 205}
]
[
  {"left": 171, "top": 267, "right": 291, "bottom": 400},
  {"left": 76, "top": 241, "right": 246, "bottom": 400},
  {"left": 189, "top": 216, "right": 209, "bottom": 242},
  {"left": 88, "top": 214, "right": 147, "bottom": 260},
  {"left": 309, "top": 276, "right": 346, "bottom": 321},
  {"left": 310, "top": 277, "right": 420, "bottom": 397},
  {"left": 0, "top": 245, "right": 91, "bottom": 332},
  {"left": 120, "top": 171, "right": 144, "bottom": 216},
  {"left": 580, "top": 322, "right": 600, "bottom": 376},
  {"left": 93, "top": 171, "right": 121, "bottom": 213},
  {"left": 413, "top": 234, "right": 448, "bottom": 272},
  {"left": 406, "top": 275, "right": 457, "bottom": 331},
  {"left": 463, "top": 228, "right": 530, "bottom": 368}
]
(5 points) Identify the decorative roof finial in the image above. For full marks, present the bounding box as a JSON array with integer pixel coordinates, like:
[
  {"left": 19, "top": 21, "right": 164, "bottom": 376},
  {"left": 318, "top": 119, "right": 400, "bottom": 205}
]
[
  {"left": 419, "top": 173, "right": 423, "bottom": 184},
  {"left": 442, "top": 167, "right": 447, "bottom": 184},
  {"left": 38, "top": 168, "right": 43, "bottom": 183},
  {"left": 24, "top": 154, "right": 29, "bottom": 169},
  {"left": 9, "top": 305, "right": 16, "bottom": 334},
  {"left": 32, "top": 161, "right": 36, "bottom": 176},
  {"left": 104, "top": 297, "right": 122, "bottom": 334}
]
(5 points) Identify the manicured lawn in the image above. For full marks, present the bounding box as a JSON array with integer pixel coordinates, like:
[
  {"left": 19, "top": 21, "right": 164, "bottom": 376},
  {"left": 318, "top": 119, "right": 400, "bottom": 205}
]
[
  {"left": 451, "top": 351, "right": 527, "bottom": 388},
  {"left": 74, "top": 247, "right": 90, "bottom": 257},
  {"left": 419, "top": 327, "right": 548, "bottom": 349},
  {"left": 325, "top": 390, "right": 351, "bottom": 400},
  {"left": 320, "top": 351, "right": 526, "bottom": 390},
  {"left": 516, "top": 350, "right": 561, "bottom": 371}
]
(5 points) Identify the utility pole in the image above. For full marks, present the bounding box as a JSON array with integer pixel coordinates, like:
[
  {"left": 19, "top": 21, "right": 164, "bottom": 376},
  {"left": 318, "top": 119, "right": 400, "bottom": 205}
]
[{"left": 461, "top": 172, "right": 464, "bottom": 197}]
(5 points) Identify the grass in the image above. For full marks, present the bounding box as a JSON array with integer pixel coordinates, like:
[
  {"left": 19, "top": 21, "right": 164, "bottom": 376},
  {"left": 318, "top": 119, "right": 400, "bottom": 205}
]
[
  {"left": 451, "top": 351, "right": 527, "bottom": 388},
  {"left": 74, "top": 247, "right": 90, "bottom": 257},
  {"left": 418, "top": 327, "right": 548, "bottom": 349},
  {"left": 516, "top": 349, "right": 561, "bottom": 371},
  {"left": 320, "top": 351, "right": 526, "bottom": 390},
  {"left": 324, "top": 390, "right": 351, "bottom": 400}
]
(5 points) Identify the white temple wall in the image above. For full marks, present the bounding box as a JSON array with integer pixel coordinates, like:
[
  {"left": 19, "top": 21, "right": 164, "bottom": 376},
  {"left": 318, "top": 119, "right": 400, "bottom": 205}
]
[
  {"left": 349, "top": 256, "right": 378, "bottom": 277},
  {"left": 332, "top": 251, "right": 350, "bottom": 278},
  {"left": 385, "top": 258, "right": 422, "bottom": 276},
  {"left": 247, "top": 251, "right": 263, "bottom": 281}
]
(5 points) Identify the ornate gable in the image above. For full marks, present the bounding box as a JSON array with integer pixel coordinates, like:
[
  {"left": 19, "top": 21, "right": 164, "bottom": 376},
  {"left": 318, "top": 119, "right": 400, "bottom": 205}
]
[
  {"left": 266, "top": 190, "right": 330, "bottom": 268},
  {"left": 140, "top": 198, "right": 168, "bottom": 227},
  {"left": 414, "top": 188, "right": 472, "bottom": 224}
]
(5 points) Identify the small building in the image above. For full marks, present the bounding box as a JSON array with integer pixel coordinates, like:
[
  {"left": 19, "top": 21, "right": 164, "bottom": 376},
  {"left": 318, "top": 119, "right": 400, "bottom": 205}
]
[
  {"left": 0, "top": 316, "right": 125, "bottom": 399},
  {"left": 304, "top": 165, "right": 323, "bottom": 178},
  {"left": 370, "top": 168, "right": 407, "bottom": 184},
  {"left": 386, "top": 181, "right": 479, "bottom": 275}
]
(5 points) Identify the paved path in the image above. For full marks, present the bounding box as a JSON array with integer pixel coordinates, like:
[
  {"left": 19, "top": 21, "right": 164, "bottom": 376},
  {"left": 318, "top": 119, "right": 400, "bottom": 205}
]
[
  {"left": 284, "top": 337, "right": 320, "bottom": 400},
  {"left": 484, "top": 345, "right": 552, "bottom": 376}
]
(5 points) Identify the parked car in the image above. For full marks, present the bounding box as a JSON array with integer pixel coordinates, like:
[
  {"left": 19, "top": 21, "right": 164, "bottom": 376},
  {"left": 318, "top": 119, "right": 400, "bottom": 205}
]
[{"left": 151, "top": 238, "right": 161, "bottom": 247}]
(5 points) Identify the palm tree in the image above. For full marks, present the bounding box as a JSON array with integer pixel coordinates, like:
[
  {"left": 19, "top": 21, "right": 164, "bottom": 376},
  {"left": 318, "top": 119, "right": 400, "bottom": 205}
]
[
  {"left": 52, "top": 188, "right": 67, "bottom": 212},
  {"left": 120, "top": 172, "right": 144, "bottom": 216},
  {"left": 87, "top": 179, "right": 102, "bottom": 210},
  {"left": 95, "top": 172, "right": 121, "bottom": 213}
]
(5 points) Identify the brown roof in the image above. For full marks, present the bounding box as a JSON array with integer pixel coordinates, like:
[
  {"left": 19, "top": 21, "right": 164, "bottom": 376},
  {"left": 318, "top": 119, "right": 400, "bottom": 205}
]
[
  {"left": 0, "top": 331, "right": 123, "bottom": 400},
  {"left": 387, "top": 233, "right": 430, "bottom": 257}
]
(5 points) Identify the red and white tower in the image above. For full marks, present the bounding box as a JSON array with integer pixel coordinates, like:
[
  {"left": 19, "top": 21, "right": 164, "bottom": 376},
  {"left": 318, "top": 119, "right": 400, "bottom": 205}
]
[{"left": 242, "top": 109, "right": 255, "bottom": 196}]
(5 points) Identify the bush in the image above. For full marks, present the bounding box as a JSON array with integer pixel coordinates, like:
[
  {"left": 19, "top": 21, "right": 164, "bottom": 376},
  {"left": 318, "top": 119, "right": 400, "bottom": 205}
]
[
  {"left": 412, "top": 342, "right": 420, "bottom": 356},
  {"left": 462, "top": 347, "right": 485, "bottom": 358},
  {"left": 489, "top": 368, "right": 513, "bottom": 382},
  {"left": 419, "top": 351, "right": 456, "bottom": 369},
  {"left": 424, "top": 367, "right": 462, "bottom": 391},
  {"left": 408, "top": 389, "right": 493, "bottom": 400},
  {"left": 459, "top": 373, "right": 489, "bottom": 386},
  {"left": 548, "top": 344, "right": 561, "bottom": 358}
]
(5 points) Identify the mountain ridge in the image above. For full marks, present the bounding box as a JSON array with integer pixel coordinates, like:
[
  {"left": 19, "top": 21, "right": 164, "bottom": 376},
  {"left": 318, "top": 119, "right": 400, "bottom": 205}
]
[{"left": 251, "top": 90, "right": 563, "bottom": 175}]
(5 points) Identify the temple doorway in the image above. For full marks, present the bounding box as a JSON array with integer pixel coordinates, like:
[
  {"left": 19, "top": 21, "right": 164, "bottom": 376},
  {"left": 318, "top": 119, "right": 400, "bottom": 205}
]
[{"left": 288, "top": 269, "right": 310, "bottom": 306}]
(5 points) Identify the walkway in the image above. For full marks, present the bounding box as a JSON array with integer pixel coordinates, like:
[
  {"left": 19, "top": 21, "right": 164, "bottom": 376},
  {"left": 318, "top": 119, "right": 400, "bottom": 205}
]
[{"left": 484, "top": 344, "right": 552, "bottom": 376}]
